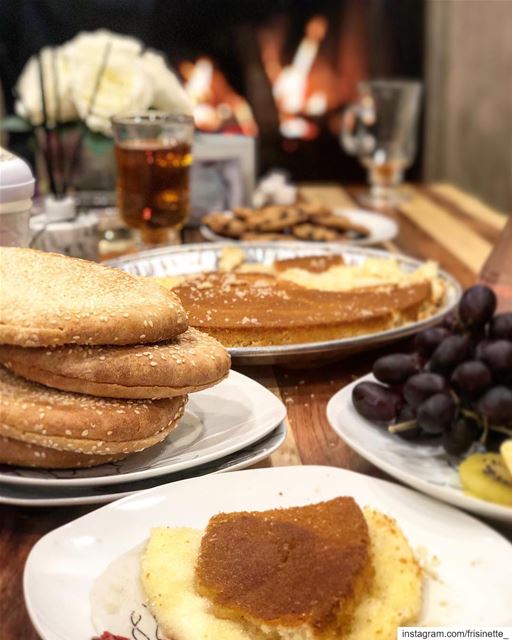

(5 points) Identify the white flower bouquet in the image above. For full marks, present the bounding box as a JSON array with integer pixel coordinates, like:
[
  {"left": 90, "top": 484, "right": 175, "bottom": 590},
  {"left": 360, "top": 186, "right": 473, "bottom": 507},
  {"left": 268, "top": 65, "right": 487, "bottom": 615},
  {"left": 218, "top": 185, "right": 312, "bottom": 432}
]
[
  {"left": 3, "top": 30, "right": 193, "bottom": 195},
  {"left": 15, "top": 29, "right": 192, "bottom": 136}
]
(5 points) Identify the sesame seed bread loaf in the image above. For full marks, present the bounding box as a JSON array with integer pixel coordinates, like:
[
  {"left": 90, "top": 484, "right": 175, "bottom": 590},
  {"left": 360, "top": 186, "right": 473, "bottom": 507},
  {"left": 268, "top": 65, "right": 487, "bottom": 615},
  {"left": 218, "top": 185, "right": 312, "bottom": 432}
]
[
  {"left": 0, "top": 247, "right": 188, "bottom": 347},
  {"left": 0, "top": 367, "right": 187, "bottom": 463},
  {"left": 0, "top": 436, "right": 128, "bottom": 468},
  {"left": 0, "top": 418, "right": 182, "bottom": 456},
  {"left": 0, "top": 328, "right": 230, "bottom": 399}
]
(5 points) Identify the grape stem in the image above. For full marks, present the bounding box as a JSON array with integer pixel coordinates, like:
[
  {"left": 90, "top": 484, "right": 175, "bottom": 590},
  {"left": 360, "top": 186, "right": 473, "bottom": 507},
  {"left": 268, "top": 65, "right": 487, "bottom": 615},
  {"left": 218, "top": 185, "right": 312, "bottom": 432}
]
[
  {"left": 460, "top": 408, "right": 481, "bottom": 423},
  {"left": 489, "top": 425, "right": 512, "bottom": 437},
  {"left": 388, "top": 420, "right": 416, "bottom": 434},
  {"left": 479, "top": 416, "right": 489, "bottom": 445}
]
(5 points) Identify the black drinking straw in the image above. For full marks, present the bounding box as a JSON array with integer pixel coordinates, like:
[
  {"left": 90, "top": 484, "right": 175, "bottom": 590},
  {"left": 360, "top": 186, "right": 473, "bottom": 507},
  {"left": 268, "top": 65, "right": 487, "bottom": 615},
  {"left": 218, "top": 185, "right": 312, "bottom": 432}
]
[
  {"left": 51, "top": 48, "right": 66, "bottom": 196},
  {"left": 38, "top": 51, "right": 58, "bottom": 195}
]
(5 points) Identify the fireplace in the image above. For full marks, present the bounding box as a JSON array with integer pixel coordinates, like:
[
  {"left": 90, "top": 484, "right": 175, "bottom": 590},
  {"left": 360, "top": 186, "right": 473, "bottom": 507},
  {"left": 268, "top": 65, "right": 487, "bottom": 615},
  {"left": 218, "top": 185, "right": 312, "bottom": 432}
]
[
  {"left": 0, "top": 0, "right": 424, "bottom": 184},
  {"left": 160, "top": 0, "right": 425, "bottom": 182}
]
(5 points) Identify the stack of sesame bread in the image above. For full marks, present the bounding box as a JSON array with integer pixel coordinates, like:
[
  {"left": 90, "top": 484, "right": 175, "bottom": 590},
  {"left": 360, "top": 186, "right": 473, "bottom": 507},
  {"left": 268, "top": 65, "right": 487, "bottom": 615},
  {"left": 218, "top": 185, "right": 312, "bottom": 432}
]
[{"left": 0, "top": 248, "right": 230, "bottom": 468}]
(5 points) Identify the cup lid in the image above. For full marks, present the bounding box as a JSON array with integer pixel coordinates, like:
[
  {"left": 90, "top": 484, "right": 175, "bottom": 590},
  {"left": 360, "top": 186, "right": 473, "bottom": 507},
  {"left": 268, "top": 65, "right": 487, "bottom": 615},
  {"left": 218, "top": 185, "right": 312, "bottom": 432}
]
[{"left": 0, "top": 147, "right": 35, "bottom": 204}]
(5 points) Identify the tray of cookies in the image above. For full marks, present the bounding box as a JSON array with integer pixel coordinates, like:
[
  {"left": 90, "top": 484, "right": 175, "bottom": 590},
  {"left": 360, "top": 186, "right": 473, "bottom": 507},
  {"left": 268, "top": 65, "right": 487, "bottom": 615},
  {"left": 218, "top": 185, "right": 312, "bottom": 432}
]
[
  {"left": 200, "top": 204, "right": 398, "bottom": 246},
  {"left": 108, "top": 241, "right": 461, "bottom": 365}
]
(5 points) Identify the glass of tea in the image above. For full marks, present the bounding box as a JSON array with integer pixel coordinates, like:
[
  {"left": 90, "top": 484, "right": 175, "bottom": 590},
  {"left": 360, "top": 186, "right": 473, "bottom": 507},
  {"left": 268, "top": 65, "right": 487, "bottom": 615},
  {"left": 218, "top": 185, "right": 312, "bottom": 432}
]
[
  {"left": 112, "top": 112, "right": 193, "bottom": 246},
  {"left": 340, "top": 80, "right": 422, "bottom": 208}
]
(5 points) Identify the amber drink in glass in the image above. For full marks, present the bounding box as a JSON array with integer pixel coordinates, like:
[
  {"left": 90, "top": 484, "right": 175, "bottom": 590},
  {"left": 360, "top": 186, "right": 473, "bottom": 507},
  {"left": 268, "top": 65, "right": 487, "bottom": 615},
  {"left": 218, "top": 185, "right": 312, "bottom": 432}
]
[{"left": 112, "top": 113, "right": 193, "bottom": 245}]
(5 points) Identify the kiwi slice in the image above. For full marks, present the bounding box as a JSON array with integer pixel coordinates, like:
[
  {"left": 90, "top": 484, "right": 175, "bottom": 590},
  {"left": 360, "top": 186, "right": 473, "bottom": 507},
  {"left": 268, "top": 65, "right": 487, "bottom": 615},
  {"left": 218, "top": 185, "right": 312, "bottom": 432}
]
[
  {"left": 501, "top": 440, "right": 512, "bottom": 476},
  {"left": 459, "top": 453, "right": 512, "bottom": 507}
]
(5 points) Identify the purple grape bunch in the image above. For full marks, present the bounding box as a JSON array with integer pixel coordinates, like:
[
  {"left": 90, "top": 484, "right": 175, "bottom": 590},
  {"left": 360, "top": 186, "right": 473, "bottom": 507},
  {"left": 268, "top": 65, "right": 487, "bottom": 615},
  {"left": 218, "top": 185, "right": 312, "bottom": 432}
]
[{"left": 352, "top": 285, "right": 512, "bottom": 455}]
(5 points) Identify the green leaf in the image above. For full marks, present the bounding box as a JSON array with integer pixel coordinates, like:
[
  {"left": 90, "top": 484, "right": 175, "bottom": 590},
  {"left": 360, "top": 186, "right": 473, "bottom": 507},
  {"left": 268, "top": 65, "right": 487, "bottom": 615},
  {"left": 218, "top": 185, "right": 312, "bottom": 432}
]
[
  {"left": 0, "top": 115, "right": 33, "bottom": 133},
  {"left": 82, "top": 129, "right": 114, "bottom": 155}
]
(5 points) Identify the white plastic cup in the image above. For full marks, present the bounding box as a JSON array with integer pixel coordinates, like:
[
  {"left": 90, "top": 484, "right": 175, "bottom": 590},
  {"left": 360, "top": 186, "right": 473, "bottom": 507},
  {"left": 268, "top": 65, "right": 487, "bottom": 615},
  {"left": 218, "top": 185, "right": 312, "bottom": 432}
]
[{"left": 0, "top": 147, "right": 35, "bottom": 247}]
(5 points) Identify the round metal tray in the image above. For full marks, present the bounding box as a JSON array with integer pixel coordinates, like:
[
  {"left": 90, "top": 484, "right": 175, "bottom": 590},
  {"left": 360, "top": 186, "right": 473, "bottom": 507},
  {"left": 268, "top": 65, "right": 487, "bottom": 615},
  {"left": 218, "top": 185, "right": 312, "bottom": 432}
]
[{"left": 107, "top": 241, "right": 462, "bottom": 365}]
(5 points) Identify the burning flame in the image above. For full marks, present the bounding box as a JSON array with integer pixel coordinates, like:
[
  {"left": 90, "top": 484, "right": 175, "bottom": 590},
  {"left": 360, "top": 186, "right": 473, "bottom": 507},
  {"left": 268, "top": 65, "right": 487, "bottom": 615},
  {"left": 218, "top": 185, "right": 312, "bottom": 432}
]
[
  {"left": 178, "top": 3, "right": 367, "bottom": 143},
  {"left": 272, "top": 16, "right": 328, "bottom": 115},
  {"left": 180, "top": 57, "right": 258, "bottom": 136},
  {"left": 260, "top": 15, "right": 330, "bottom": 139}
]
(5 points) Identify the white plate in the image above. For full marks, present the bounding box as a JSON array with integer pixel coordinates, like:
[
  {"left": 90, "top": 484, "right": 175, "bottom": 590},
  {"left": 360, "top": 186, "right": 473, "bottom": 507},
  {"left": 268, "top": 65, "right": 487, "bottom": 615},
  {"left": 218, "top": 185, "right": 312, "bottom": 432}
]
[
  {"left": 327, "top": 373, "right": 512, "bottom": 523},
  {"left": 0, "top": 423, "right": 286, "bottom": 506},
  {"left": 0, "top": 370, "right": 286, "bottom": 488},
  {"left": 108, "top": 242, "right": 461, "bottom": 365},
  {"left": 200, "top": 208, "right": 398, "bottom": 246},
  {"left": 24, "top": 466, "right": 512, "bottom": 640}
]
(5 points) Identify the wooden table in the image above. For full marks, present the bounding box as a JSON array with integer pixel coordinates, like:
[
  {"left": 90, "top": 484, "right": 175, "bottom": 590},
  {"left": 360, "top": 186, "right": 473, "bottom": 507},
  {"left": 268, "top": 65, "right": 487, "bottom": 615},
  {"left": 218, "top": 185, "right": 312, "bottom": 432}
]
[{"left": 1, "top": 183, "right": 510, "bottom": 640}]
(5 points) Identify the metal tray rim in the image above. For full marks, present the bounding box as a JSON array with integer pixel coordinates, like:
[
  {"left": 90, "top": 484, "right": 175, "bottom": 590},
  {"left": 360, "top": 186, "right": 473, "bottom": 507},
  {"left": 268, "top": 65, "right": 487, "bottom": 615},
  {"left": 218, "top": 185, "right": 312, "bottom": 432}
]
[{"left": 106, "top": 241, "right": 462, "bottom": 360}]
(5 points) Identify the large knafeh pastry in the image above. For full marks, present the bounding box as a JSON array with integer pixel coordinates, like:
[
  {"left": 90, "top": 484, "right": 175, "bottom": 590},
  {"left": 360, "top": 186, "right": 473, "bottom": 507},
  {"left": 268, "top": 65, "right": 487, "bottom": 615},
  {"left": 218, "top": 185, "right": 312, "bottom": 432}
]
[
  {"left": 139, "top": 498, "right": 422, "bottom": 640},
  {"left": 195, "top": 498, "right": 373, "bottom": 636},
  {"left": 171, "top": 271, "right": 436, "bottom": 347}
]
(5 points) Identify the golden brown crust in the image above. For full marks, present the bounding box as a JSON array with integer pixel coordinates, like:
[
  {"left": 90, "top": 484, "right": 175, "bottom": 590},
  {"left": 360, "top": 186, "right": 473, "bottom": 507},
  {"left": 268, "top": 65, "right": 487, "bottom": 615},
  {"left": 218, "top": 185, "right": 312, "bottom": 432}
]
[
  {"left": 203, "top": 213, "right": 246, "bottom": 238},
  {"left": 0, "top": 413, "right": 183, "bottom": 456},
  {"left": 195, "top": 498, "right": 373, "bottom": 635},
  {"left": 309, "top": 213, "right": 369, "bottom": 236},
  {"left": 273, "top": 255, "right": 345, "bottom": 273},
  {"left": 292, "top": 223, "right": 340, "bottom": 242},
  {"left": 241, "top": 232, "right": 295, "bottom": 242},
  {"left": 0, "top": 328, "right": 230, "bottom": 399},
  {"left": 0, "top": 437, "right": 128, "bottom": 468},
  {"left": 172, "top": 272, "right": 433, "bottom": 347},
  {"left": 0, "top": 367, "right": 187, "bottom": 455},
  {"left": 244, "top": 206, "right": 308, "bottom": 232},
  {"left": 0, "top": 247, "right": 188, "bottom": 347}
]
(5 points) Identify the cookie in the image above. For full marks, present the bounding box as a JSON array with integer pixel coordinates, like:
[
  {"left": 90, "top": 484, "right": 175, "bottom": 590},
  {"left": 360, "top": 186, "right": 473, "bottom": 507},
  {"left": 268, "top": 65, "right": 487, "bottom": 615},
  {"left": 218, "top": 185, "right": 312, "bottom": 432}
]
[
  {"left": 245, "top": 206, "right": 308, "bottom": 232},
  {"left": 203, "top": 212, "right": 246, "bottom": 238},
  {"left": 292, "top": 224, "right": 340, "bottom": 242},
  {"left": 299, "top": 203, "right": 333, "bottom": 218},
  {"left": 232, "top": 206, "right": 256, "bottom": 221},
  {"left": 0, "top": 247, "right": 188, "bottom": 347},
  {"left": 0, "top": 328, "right": 230, "bottom": 399},
  {"left": 241, "top": 232, "right": 295, "bottom": 242},
  {"left": 311, "top": 213, "right": 369, "bottom": 237}
]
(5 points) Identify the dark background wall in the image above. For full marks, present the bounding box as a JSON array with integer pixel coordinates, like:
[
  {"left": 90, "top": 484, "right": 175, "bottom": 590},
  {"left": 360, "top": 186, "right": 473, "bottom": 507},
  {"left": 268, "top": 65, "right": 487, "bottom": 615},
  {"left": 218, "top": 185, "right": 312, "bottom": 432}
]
[{"left": 0, "top": 0, "right": 425, "bottom": 183}]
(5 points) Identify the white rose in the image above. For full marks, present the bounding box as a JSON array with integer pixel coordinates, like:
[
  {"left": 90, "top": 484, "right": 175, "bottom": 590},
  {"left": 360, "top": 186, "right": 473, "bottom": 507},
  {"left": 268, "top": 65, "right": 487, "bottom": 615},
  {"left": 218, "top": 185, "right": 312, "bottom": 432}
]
[
  {"left": 15, "top": 30, "right": 193, "bottom": 136},
  {"left": 15, "top": 47, "right": 78, "bottom": 125},
  {"left": 65, "top": 29, "right": 143, "bottom": 61},
  {"left": 70, "top": 50, "right": 154, "bottom": 136},
  {"left": 64, "top": 30, "right": 151, "bottom": 135},
  {"left": 140, "top": 50, "right": 193, "bottom": 116}
]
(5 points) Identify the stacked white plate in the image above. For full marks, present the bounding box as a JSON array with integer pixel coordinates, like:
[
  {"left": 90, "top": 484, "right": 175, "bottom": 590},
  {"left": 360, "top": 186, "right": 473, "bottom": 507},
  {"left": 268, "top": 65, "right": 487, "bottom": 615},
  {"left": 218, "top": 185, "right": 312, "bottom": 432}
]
[{"left": 0, "top": 370, "right": 287, "bottom": 506}]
